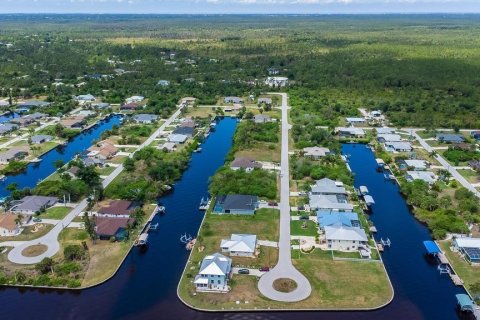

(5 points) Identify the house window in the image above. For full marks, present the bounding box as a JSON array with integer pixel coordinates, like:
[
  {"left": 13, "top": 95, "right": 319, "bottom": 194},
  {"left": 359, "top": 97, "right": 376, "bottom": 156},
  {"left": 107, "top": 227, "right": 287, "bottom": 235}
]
[
  {"left": 218, "top": 280, "right": 221, "bottom": 284},
  {"left": 210, "top": 280, "right": 214, "bottom": 284}
]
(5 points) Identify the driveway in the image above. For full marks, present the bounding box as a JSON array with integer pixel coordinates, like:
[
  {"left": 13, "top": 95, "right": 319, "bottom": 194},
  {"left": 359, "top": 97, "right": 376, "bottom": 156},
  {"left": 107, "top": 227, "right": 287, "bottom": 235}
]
[{"left": 257, "top": 92, "right": 312, "bottom": 302}]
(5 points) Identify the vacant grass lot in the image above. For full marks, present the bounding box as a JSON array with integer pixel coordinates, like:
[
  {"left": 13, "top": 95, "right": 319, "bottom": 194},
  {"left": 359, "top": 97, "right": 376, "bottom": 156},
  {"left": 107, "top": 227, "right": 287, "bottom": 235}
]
[
  {"left": 42, "top": 206, "right": 72, "bottom": 220},
  {"left": 290, "top": 220, "right": 318, "bottom": 237}
]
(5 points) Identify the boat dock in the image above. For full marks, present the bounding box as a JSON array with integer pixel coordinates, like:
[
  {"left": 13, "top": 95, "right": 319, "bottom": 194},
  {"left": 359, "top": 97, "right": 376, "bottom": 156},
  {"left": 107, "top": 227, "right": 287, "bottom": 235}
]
[
  {"left": 456, "top": 294, "right": 480, "bottom": 319},
  {"left": 199, "top": 197, "right": 211, "bottom": 211},
  {"left": 134, "top": 205, "right": 163, "bottom": 247},
  {"left": 423, "top": 240, "right": 464, "bottom": 286}
]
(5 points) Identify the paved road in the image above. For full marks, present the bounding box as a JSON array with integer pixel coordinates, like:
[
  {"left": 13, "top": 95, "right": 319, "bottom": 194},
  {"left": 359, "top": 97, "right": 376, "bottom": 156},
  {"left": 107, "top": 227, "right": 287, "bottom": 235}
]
[
  {"left": 407, "top": 129, "right": 480, "bottom": 198},
  {"left": 257, "top": 93, "right": 312, "bottom": 302},
  {"left": 3, "top": 107, "right": 183, "bottom": 264}
]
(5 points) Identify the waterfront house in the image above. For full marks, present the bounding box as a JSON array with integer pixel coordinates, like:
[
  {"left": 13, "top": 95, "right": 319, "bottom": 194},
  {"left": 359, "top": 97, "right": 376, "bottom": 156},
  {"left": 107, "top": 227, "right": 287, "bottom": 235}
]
[
  {"left": 302, "top": 147, "right": 331, "bottom": 159},
  {"left": 213, "top": 195, "right": 258, "bottom": 215},
  {"left": 10, "top": 196, "right": 58, "bottom": 215},
  {"left": 65, "top": 166, "right": 80, "bottom": 179},
  {"left": 345, "top": 117, "right": 366, "bottom": 125},
  {"left": 452, "top": 237, "right": 480, "bottom": 264},
  {"left": 83, "top": 157, "right": 105, "bottom": 167},
  {"left": 310, "top": 178, "right": 347, "bottom": 196},
  {"left": 10, "top": 117, "right": 34, "bottom": 127},
  {"left": 88, "top": 140, "right": 118, "bottom": 160},
  {"left": 158, "top": 142, "right": 177, "bottom": 152},
  {"left": 436, "top": 133, "right": 465, "bottom": 144},
  {"left": 265, "top": 76, "right": 288, "bottom": 87},
  {"left": 194, "top": 253, "right": 232, "bottom": 292},
  {"left": 168, "top": 134, "right": 188, "bottom": 144},
  {"left": 405, "top": 171, "right": 436, "bottom": 184},
  {"left": 23, "top": 112, "right": 47, "bottom": 121},
  {"left": 253, "top": 114, "right": 272, "bottom": 124},
  {"left": 224, "top": 96, "right": 243, "bottom": 104},
  {"left": 0, "top": 123, "right": 18, "bottom": 135},
  {"left": 94, "top": 216, "right": 135, "bottom": 241},
  {"left": 324, "top": 225, "right": 368, "bottom": 251},
  {"left": 230, "top": 157, "right": 262, "bottom": 172},
  {"left": 220, "top": 234, "right": 257, "bottom": 257},
  {"left": 133, "top": 114, "right": 158, "bottom": 124},
  {"left": 0, "top": 148, "right": 28, "bottom": 164},
  {"left": 126, "top": 96, "right": 145, "bottom": 104},
  {"left": 384, "top": 141, "right": 412, "bottom": 152},
  {"left": 376, "top": 127, "right": 395, "bottom": 135},
  {"left": 60, "top": 116, "right": 86, "bottom": 129},
  {"left": 31, "top": 134, "right": 53, "bottom": 144},
  {"left": 0, "top": 214, "right": 22, "bottom": 237},
  {"left": 18, "top": 101, "right": 51, "bottom": 108},
  {"left": 173, "top": 126, "right": 194, "bottom": 137},
  {"left": 337, "top": 127, "right": 365, "bottom": 138},
  {"left": 258, "top": 97, "right": 272, "bottom": 105},
  {"left": 179, "top": 119, "right": 195, "bottom": 128},
  {"left": 468, "top": 160, "right": 480, "bottom": 171},
  {"left": 317, "top": 211, "right": 361, "bottom": 230},
  {"left": 120, "top": 102, "right": 143, "bottom": 111},
  {"left": 377, "top": 134, "right": 402, "bottom": 143},
  {"left": 309, "top": 194, "right": 354, "bottom": 211},
  {"left": 471, "top": 131, "right": 480, "bottom": 141},
  {"left": 97, "top": 200, "right": 137, "bottom": 218},
  {"left": 403, "top": 159, "right": 429, "bottom": 171}
]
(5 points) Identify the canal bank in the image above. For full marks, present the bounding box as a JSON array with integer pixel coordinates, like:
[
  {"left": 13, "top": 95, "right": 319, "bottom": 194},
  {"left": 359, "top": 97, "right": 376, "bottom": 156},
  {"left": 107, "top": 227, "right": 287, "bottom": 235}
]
[{"left": 0, "top": 131, "right": 469, "bottom": 320}]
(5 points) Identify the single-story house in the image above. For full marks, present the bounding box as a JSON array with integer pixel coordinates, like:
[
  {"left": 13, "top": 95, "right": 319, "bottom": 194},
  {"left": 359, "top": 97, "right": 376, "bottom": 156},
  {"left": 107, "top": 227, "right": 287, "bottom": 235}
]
[
  {"left": 220, "top": 234, "right": 257, "bottom": 257},
  {"left": 0, "top": 214, "right": 22, "bottom": 237},
  {"left": 10, "top": 195, "right": 58, "bottom": 215},
  {"left": 65, "top": 166, "right": 80, "bottom": 178},
  {"left": 179, "top": 119, "right": 195, "bottom": 128},
  {"left": 92, "top": 102, "right": 110, "bottom": 109},
  {"left": 345, "top": 117, "right": 366, "bottom": 125},
  {"left": 83, "top": 157, "right": 106, "bottom": 167},
  {"left": 31, "top": 134, "right": 53, "bottom": 144},
  {"left": 452, "top": 237, "right": 480, "bottom": 264},
  {"left": 369, "top": 110, "right": 383, "bottom": 118},
  {"left": 0, "top": 148, "right": 28, "bottom": 164},
  {"left": 133, "top": 114, "right": 158, "bottom": 124},
  {"left": 194, "top": 252, "right": 232, "bottom": 292},
  {"left": 309, "top": 194, "right": 354, "bottom": 212},
  {"left": 23, "top": 112, "right": 47, "bottom": 121},
  {"left": 376, "top": 127, "right": 395, "bottom": 135},
  {"left": 0, "top": 123, "right": 18, "bottom": 135},
  {"left": 324, "top": 225, "right": 368, "bottom": 251},
  {"left": 213, "top": 195, "right": 258, "bottom": 215},
  {"left": 158, "top": 142, "right": 177, "bottom": 152},
  {"left": 157, "top": 80, "right": 170, "bottom": 87},
  {"left": 126, "top": 96, "right": 145, "bottom": 104},
  {"left": 377, "top": 134, "right": 402, "bottom": 143},
  {"left": 337, "top": 127, "right": 365, "bottom": 138},
  {"left": 120, "top": 102, "right": 143, "bottom": 111},
  {"left": 265, "top": 76, "right": 288, "bottom": 87},
  {"left": 384, "top": 141, "right": 413, "bottom": 152},
  {"left": 88, "top": 140, "right": 118, "bottom": 160},
  {"left": 97, "top": 200, "right": 137, "bottom": 218},
  {"left": 253, "top": 114, "right": 272, "bottom": 124},
  {"left": 75, "top": 94, "right": 96, "bottom": 102},
  {"left": 230, "top": 157, "right": 262, "bottom": 172},
  {"left": 471, "top": 131, "right": 480, "bottom": 140},
  {"left": 406, "top": 171, "right": 436, "bottom": 184},
  {"left": 436, "top": 133, "right": 465, "bottom": 144},
  {"left": 303, "top": 147, "right": 331, "bottom": 159},
  {"left": 258, "top": 97, "right": 272, "bottom": 105},
  {"left": 18, "top": 101, "right": 51, "bottom": 108},
  {"left": 173, "top": 126, "right": 194, "bottom": 137},
  {"left": 224, "top": 96, "right": 243, "bottom": 104},
  {"left": 94, "top": 216, "right": 135, "bottom": 241},
  {"left": 310, "top": 178, "right": 346, "bottom": 195},
  {"left": 317, "top": 211, "right": 361, "bottom": 230},
  {"left": 403, "top": 159, "right": 429, "bottom": 171},
  {"left": 10, "top": 117, "right": 34, "bottom": 127},
  {"left": 168, "top": 134, "right": 188, "bottom": 144},
  {"left": 60, "top": 116, "right": 86, "bottom": 129},
  {"left": 76, "top": 110, "right": 96, "bottom": 117},
  {"left": 468, "top": 160, "right": 480, "bottom": 171}
]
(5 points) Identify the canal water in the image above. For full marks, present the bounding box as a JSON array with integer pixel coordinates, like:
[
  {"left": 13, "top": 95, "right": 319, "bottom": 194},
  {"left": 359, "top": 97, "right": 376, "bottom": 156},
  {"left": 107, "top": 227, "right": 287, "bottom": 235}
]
[
  {"left": 0, "top": 112, "right": 20, "bottom": 124},
  {"left": 0, "top": 115, "right": 122, "bottom": 197},
  {"left": 0, "top": 127, "right": 468, "bottom": 320}
]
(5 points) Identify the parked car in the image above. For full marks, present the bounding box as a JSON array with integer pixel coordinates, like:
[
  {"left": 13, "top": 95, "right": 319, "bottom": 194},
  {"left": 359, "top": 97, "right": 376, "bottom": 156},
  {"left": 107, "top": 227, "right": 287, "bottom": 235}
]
[
  {"left": 238, "top": 268, "right": 250, "bottom": 275},
  {"left": 300, "top": 215, "right": 310, "bottom": 220},
  {"left": 268, "top": 201, "right": 278, "bottom": 206},
  {"left": 33, "top": 217, "right": 42, "bottom": 223},
  {"left": 259, "top": 266, "right": 270, "bottom": 272}
]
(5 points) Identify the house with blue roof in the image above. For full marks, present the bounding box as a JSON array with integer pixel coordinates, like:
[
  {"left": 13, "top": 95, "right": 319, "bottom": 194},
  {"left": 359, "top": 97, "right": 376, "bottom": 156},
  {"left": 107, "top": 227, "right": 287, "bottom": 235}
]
[{"left": 317, "top": 211, "right": 361, "bottom": 230}]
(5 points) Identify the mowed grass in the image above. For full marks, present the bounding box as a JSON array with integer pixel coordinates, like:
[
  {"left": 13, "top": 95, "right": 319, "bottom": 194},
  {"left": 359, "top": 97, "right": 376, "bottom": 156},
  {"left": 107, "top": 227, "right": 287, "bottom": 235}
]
[
  {"left": 439, "top": 240, "right": 480, "bottom": 291},
  {"left": 290, "top": 220, "right": 318, "bottom": 237},
  {"left": 457, "top": 169, "right": 480, "bottom": 184},
  {"left": 42, "top": 206, "right": 72, "bottom": 220},
  {"left": 235, "top": 142, "right": 281, "bottom": 163},
  {"left": 0, "top": 224, "right": 53, "bottom": 241}
]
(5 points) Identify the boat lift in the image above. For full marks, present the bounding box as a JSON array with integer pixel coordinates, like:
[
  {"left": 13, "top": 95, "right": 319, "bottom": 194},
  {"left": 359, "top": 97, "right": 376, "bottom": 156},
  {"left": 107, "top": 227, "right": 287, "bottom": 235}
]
[
  {"left": 180, "top": 233, "right": 193, "bottom": 244},
  {"left": 380, "top": 238, "right": 391, "bottom": 247},
  {"left": 149, "top": 223, "right": 159, "bottom": 231}
]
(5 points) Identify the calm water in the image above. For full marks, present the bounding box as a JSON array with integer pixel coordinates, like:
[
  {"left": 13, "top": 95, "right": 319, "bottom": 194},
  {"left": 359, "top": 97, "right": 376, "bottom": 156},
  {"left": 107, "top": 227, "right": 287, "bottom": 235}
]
[
  {"left": 0, "top": 127, "right": 468, "bottom": 320},
  {"left": 0, "top": 112, "right": 20, "bottom": 123},
  {"left": 0, "top": 115, "right": 122, "bottom": 197}
]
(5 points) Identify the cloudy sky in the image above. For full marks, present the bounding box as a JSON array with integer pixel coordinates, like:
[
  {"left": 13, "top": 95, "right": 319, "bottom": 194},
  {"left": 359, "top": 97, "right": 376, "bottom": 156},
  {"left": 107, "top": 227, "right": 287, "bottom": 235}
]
[{"left": 1, "top": 0, "right": 479, "bottom": 14}]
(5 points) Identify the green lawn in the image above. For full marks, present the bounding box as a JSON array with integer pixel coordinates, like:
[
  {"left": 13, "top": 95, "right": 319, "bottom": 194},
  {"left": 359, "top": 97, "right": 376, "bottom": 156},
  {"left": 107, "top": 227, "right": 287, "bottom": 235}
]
[
  {"left": 457, "top": 169, "right": 480, "bottom": 184},
  {"left": 96, "top": 165, "right": 116, "bottom": 176},
  {"left": 42, "top": 206, "right": 72, "bottom": 220},
  {"left": 290, "top": 220, "right": 318, "bottom": 237},
  {"left": 439, "top": 241, "right": 480, "bottom": 292}
]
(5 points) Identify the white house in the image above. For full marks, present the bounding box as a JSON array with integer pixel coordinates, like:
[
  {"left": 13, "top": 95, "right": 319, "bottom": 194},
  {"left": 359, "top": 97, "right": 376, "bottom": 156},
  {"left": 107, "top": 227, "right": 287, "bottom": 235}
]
[
  {"left": 404, "top": 160, "right": 429, "bottom": 171},
  {"left": 376, "top": 127, "right": 395, "bottom": 135},
  {"left": 230, "top": 157, "right": 261, "bottom": 172},
  {"left": 303, "top": 147, "right": 331, "bottom": 159},
  {"left": 265, "top": 76, "right": 288, "bottom": 87},
  {"left": 75, "top": 94, "right": 95, "bottom": 103},
  {"left": 406, "top": 171, "right": 436, "bottom": 184},
  {"left": 0, "top": 214, "right": 22, "bottom": 237},
  {"left": 324, "top": 226, "right": 368, "bottom": 251},
  {"left": 345, "top": 117, "right": 366, "bottom": 125},
  {"left": 194, "top": 253, "right": 232, "bottom": 292},
  {"left": 168, "top": 134, "right": 188, "bottom": 144},
  {"left": 377, "top": 134, "right": 402, "bottom": 143},
  {"left": 337, "top": 127, "right": 365, "bottom": 138},
  {"left": 385, "top": 141, "right": 412, "bottom": 152},
  {"left": 126, "top": 96, "right": 145, "bottom": 104},
  {"left": 220, "top": 234, "right": 257, "bottom": 257}
]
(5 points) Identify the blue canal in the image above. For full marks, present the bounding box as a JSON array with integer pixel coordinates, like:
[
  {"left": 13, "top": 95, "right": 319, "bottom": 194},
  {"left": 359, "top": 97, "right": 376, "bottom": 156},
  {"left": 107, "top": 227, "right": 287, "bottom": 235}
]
[
  {"left": 0, "top": 112, "right": 20, "bottom": 124},
  {"left": 0, "top": 115, "right": 122, "bottom": 197},
  {"left": 0, "top": 125, "right": 469, "bottom": 320}
]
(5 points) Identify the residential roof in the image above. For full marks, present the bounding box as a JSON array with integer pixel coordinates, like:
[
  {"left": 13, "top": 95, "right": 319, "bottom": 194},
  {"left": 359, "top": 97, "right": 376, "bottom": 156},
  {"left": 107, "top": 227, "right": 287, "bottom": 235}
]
[
  {"left": 406, "top": 171, "right": 436, "bottom": 184},
  {"left": 199, "top": 252, "right": 232, "bottom": 276},
  {"left": 120, "top": 102, "right": 143, "bottom": 110},
  {"left": 385, "top": 141, "right": 412, "bottom": 151},
  {"left": 346, "top": 117, "right": 365, "bottom": 123},
  {"left": 95, "top": 216, "right": 134, "bottom": 236},
  {"left": 309, "top": 194, "right": 353, "bottom": 211},
  {"left": 253, "top": 114, "right": 271, "bottom": 123},
  {"left": 133, "top": 114, "right": 158, "bottom": 122},
  {"left": 303, "top": 146, "right": 331, "bottom": 157},
  {"left": 224, "top": 96, "right": 243, "bottom": 103},
  {"left": 0, "top": 214, "right": 19, "bottom": 231},
  {"left": 11, "top": 196, "right": 58, "bottom": 213},
  {"left": 324, "top": 225, "right": 368, "bottom": 242},
  {"left": 337, "top": 127, "right": 365, "bottom": 136},
  {"left": 0, "top": 123, "right": 18, "bottom": 134},
  {"left": 76, "top": 94, "right": 95, "bottom": 101},
  {"left": 0, "top": 148, "right": 28, "bottom": 161},
  {"left": 436, "top": 133, "right": 465, "bottom": 143},
  {"left": 18, "top": 101, "right": 50, "bottom": 108},
  {"left": 404, "top": 160, "right": 428, "bottom": 170},
  {"left": 173, "top": 126, "right": 194, "bottom": 136},
  {"left": 230, "top": 157, "right": 261, "bottom": 169},
  {"left": 98, "top": 200, "right": 135, "bottom": 216},
  {"left": 376, "top": 127, "right": 395, "bottom": 134},
  {"left": 378, "top": 134, "right": 402, "bottom": 142},
  {"left": 168, "top": 134, "right": 188, "bottom": 143},
  {"left": 317, "top": 211, "right": 360, "bottom": 228},
  {"left": 24, "top": 112, "right": 47, "bottom": 120},
  {"left": 179, "top": 119, "right": 195, "bottom": 128},
  {"left": 31, "top": 135, "right": 52, "bottom": 143},
  {"left": 454, "top": 237, "right": 480, "bottom": 249},
  {"left": 310, "top": 178, "right": 346, "bottom": 195},
  {"left": 220, "top": 234, "right": 257, "bottom": 254},
  {"left": 258, "top": 97, "right": 272, "bottom": 104},
  {"left": 216, "top": 195, "right": 258, "bottom": 211}
]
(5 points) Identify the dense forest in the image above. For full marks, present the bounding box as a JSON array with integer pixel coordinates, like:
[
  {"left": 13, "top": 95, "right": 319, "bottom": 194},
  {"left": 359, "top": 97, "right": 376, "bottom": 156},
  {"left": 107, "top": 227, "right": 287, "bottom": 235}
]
[{"left": 1, "top": 14, "right": 480, "bottom": 127}]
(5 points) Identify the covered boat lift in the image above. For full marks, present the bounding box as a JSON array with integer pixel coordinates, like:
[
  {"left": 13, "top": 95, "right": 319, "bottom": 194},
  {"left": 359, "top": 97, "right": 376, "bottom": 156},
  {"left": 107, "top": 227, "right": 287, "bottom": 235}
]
[
  {"left": 456, "top": 294, "right": 480, "bottom": 319},
  {"left": 359, "top": 186, "right": 369, "bottom": 195},
  {"left": 364, "top": 195, "right": 375, "bottom": 206}
]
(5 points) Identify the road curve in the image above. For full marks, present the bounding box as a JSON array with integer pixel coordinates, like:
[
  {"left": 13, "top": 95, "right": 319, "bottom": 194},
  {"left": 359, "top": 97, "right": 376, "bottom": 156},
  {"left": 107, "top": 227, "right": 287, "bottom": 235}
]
[{"left": 257, "top": 92, "right": 312, "bottom": 302}]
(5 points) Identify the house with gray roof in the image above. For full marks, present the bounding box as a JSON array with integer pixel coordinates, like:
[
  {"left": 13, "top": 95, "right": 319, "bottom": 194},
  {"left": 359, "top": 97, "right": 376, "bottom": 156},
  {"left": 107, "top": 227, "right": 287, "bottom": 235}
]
[
  {"left": 168, "top": 134, "right": 188, "bottom": 144},
  {"left": 224, "top": 96, "right": 243, "bottom": 104},
  {"left": 0, "top": 123, "right": 18, "bottom": 135},
  {"left": 23, "top": 112, "right": 47, "bottom": 121},
  {"left": 337, "top": 127, "right": 365, "bottom": 138},
  {"left": 10, "top": 195, "right": 58, "bottom": 215},
  {"left": 75, "top": 94, "right": 96, "bottom": 103},
  {"left": 377, "top": 134, "right": 402, "bottom": 143},
  {"left": 325, "top": 226, "right": 368, "bottom": 251},
  {"left": 157, "top": 80, "right": 170, "bottom": 87},
  {"left": 213, "top": 195, "right": 258, "bottom": 215},
  {"left": 220, "top": 234, "right": 257, "bottom": 257},
  {"left": 133, "top": 114, "right": 158, "bottom": 124},
  {"left": 436, "top": 133, "right": 465, "bottom": 144},
  {"left": 384, "top": 141, "right": 412, "bottom": 152},
  {"left": 230, "top": 157, "right": 262, "bottom": 172},
  {"left": 18, "top": 101, "right": 50, "bottom": 108},
  {"left": 309, "top": 194, "right": 354, "bottom": 212},
  {"left": 317, "top": 211, "right": 361, "bottom": 230},
  {"left": 258, "top": 97, "right": 272, "bottom": 105},
  {"left": 303, "top": 146, "right": 331, "bottom": 159},
  {"left": 0, "top": 148, "right": 28, "bottom": 164},
  {"left": 194, "top": 253, "right": 232, "bottom": 292},
  {"left": 310, "top": 178, "right": 346, "bottom": 196},
  {"left": 31, "top": 135, "right": 53, "bottom": 144},
  {"left": 173, "top": 126, "right": 194, "bottom": 137},
  {"left": 92, "top": 102, "right": 110, "bottom": 109},
  {"left": 253, "top": 114, "right": 272, "bottom": 124},
  {"left": 406, "top": 171, "right": 436, "bottom": 184},
  {"left": 376, "top": 127, "right": 395, "bottom": 135}
]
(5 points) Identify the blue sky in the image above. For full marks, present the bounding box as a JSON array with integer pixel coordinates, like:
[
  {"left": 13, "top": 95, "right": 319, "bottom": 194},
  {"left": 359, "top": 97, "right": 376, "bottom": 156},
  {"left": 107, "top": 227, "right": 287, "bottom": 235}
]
[{"left": 1, "top": 0, "right": 480, "bottom": 14}]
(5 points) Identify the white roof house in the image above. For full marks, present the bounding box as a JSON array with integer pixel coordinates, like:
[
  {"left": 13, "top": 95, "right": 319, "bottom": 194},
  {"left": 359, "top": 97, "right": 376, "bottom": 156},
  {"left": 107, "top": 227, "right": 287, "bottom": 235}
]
[
  {"left": 75, "top": 94, "right": 95, "bottom": 102},
  {"left": 194, "top": 253, "right": 232, "bottom": 292},
  {"left": 406, "top": 171, "right": 436, "bottom": 184},
  {"left": 220, "top": 234, "right": 257, "bottom": 257},
  {"left": 346, "top": 117, "right": 365, "bottom": 124},
  {"left": 303, "top": 147, "right": 331, "bottom": 159},
  {"left": 265, "top": 76, "right": 289, "bottom": 87},
  {"left": 454, "top": 237, "right": 480, "bottom": 249},
  {"left": 158, "top": 142, "right": 177, "bottom": 152},
  {"left": 404, "top": 160, "right": 428, "bottom": 171},
  {"left": 325, "top": 226, "right": 368, "bottom": 242},
  {"left": 385, "top": 141, "right": 412, "bottom": 152},
  {"left": 376, "top": 127, "right": 395, "bottom": 134},
  {"left": 126, "top": 96, "right": 145, "bottom": 104},
  {"left": 310, "top": 178, "right": 346, "bottom": 195},
  {"left": 168, "top": 134, "right": 188, "bottom": 144},
  {"left": 377, "top": 134, "right": 402, "bottom": 142},
  {"left": 309, "top": 194, "right": 353, "bottom": 211},
  {"left": 337, "top": 127, "right": 365, "bottom": 137}
]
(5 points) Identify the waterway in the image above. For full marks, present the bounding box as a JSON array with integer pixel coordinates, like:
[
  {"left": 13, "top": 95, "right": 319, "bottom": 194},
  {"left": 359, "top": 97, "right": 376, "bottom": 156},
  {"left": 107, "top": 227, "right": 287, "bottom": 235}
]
[
  {"left": 0, "top": 115, "right": 122, "bottom": 197},
  {"left": 0, "top": 129, "right": 469, "bottom": 320},
  {"left": 0, "top": 111, "right": 20, "bottom": 123}
]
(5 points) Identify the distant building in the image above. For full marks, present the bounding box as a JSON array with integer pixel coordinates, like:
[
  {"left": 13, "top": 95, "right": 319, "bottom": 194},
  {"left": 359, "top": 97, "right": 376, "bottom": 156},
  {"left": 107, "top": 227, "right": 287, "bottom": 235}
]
[
  {"left": 258, "top": 97, "right": 272, "bottom": 105},
  {"left": 213, "top": 195, "right": 258, "bottom": 215},
  {"left": 436, "top": 133, "right": 465, "bottom": 144},
  {"left": 10, "top": 196, "right": 58, "bottom": 215},
  {"left": 377, "top": 134, "right": 402, "bottom": 143},
  {"left": 126, "top": 96, "right": 145, "bottom": 104},
  {"left": 60, "top": 116, "right": 86, "bottom": 129},
  {"left": 302, "top": 147, "right": 331, "bottom": 159},
  {"left": 230, "top": 157, "right": 262, "bottom": 172},
  {"left": 157, "top": 80, "right": 170, "bottom": 87},
  {"left": 253, "top": 114, "right": 272, "bottom": 124},
  {"left": 337, "top": 127, "right": 365, "bottom": 138},
  {"left": 345, "top": 117, "right": 365, "bottom": 125},
  {"left": 265, "top": 76, "right": 288, "bottom": 87},
  {"left": 173, "top": 126, "right": 194, "bottom": 137},
  {"left": 0, "top": 123, "right": 18, "bottom": 135},
  {"left": 376, "top": 127, "right": 395, "bottom": 135},
  {"left": 18, "top": 101, "right": 50, "bottom": 108},
  {"left": 220, "top": 234, "right": 257, "bottom": 257},
  {"left": 224, "top": 96, "right": 243, "bottom": 104},
  {"left": 75, "top": 94, "right": 96, "bottom": 103},
  {"left": 133, "top": 114, "right": 158, "bottom": 124},
  {"left": 120, "top": 102, "right": 143, "bottom": 111},
  {"left": 31, "top": 135, "right": 53, "bottom": 144}
]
